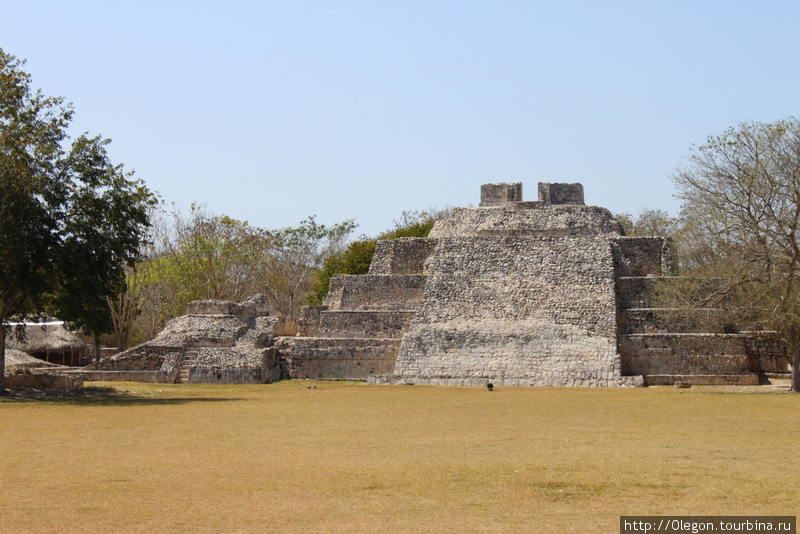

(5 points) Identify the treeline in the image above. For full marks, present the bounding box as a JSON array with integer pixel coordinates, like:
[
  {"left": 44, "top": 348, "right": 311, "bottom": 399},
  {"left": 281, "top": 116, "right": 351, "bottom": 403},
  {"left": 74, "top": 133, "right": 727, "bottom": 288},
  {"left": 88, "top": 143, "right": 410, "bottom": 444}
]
[{"left": 109, "top": 206, "right": 350, "bottom": 348}]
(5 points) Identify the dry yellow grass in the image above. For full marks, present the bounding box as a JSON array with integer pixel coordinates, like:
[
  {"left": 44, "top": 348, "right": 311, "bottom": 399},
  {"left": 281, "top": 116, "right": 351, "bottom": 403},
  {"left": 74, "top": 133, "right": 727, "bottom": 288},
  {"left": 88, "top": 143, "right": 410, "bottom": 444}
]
[{"left": 1, "top": 381, "right": 798, "bottom": 533}]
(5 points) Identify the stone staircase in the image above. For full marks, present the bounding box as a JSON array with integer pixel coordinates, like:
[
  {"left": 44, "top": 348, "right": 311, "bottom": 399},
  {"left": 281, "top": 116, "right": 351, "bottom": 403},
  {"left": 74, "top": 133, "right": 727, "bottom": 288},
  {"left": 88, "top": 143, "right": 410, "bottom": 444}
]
[
  {"left": 274, "top": 238, "right": 437, "bottom": 380},
  {"left": 175, "top": 349, "right": 198, "bottom": 384},
  {"left": 613, "top": 240, "right": 784, "bottom": 385},
  {"left": 276, "top": 272, "right": 429, "bottom": 380}
]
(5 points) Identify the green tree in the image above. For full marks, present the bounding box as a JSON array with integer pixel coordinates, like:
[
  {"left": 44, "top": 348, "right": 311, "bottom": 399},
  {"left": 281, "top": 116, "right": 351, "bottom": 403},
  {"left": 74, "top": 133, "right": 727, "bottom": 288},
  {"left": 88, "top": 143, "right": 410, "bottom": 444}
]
[
  {"left": 668, "top": 117, "right": 800, "bottom": 391},
  {"left": 308, "top": 238, "right": 376, "bottom": 305},
  {"left": 168, "top": 208, "right": 272, "bottom": 305},
  {"left": 0, "top": 49, "right": 153, "bottom": 391},
  {"left": 141, "top": 207, "right": 275, "bottom": 321},
  {"left": 49, "top": 134, "right": 154, "bottom": 359}
]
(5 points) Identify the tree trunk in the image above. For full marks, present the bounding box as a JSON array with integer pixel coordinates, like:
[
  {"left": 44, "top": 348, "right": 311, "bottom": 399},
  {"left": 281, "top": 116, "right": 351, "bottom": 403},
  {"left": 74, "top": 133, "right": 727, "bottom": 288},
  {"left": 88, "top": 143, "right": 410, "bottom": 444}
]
[
  {"left": 0, "top": 332, "right": 7, "bottom": 396},
  {"left": 119, "top": 327, "right": 129, "bottom": 352},
  {"left": 93, "top": 334, "right": 102, "bottom": 364},
  {"left": 792, "top": 345, "right": 800, "bottom": 393}
]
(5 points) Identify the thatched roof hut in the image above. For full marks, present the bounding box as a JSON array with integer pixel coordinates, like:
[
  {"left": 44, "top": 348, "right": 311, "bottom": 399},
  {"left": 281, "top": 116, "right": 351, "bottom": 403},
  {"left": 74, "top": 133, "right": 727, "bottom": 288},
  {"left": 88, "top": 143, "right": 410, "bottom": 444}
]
[
  {"left": 5, "top": 322, "right": 88, "bottom": 366},
  {"left": 4, "top": 348, "right": 61, "bottom": 372}
]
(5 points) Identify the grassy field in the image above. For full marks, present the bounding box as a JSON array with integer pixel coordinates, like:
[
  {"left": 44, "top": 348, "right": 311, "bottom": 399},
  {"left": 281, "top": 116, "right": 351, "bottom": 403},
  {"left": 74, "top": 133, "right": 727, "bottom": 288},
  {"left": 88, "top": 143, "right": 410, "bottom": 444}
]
[{"left": 1, "top": 380, "right": 798, "bottom": 533}]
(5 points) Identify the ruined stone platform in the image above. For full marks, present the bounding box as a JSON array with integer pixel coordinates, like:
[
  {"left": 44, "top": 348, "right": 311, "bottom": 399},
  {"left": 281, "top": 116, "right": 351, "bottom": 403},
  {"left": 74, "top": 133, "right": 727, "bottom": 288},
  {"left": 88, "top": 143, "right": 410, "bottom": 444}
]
[{"left": 86, "top": 295, "right": 291, "bottom": 384}]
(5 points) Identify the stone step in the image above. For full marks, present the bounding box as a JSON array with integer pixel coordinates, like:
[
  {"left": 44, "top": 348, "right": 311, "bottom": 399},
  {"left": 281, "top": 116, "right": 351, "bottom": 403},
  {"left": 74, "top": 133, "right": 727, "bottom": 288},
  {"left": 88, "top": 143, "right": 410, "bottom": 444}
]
[
  {"left": 274, "top": 337, "right": 400, "bottom": 380},
  {"left": 643, "top": 374, "right": 760, "bottom": 386},
  {"left": 317, "top": 310, "right": 417, "bottom": 339},
  {"left": 620, "top": 333, "right": 787, "bottom": 376},
  {"left": 323, "top": 274, "right": 428, "bottom": 311},
  {"left": 615, "top": 276, "right": 663, "bottom": 309},
  {"left": 368, "top": 238, "right": 437, "bottom": 275},
  {"left": 619, "top": 308, "right": 764, "bottom": 334},
  {"left": 622, "top": 352, "right": 751, "bottom": 376},
  {"left": 620, "top": 333, "right": 748, "bottom": 356},
  {"left": 620, "top": 333, "right": 754, "bottom": 376},
  {"left": 175, "top": 351, "right": 199, "bottom": 384},
  {"left": 612, "top": 238, "right": 673, "bottom": 277}
]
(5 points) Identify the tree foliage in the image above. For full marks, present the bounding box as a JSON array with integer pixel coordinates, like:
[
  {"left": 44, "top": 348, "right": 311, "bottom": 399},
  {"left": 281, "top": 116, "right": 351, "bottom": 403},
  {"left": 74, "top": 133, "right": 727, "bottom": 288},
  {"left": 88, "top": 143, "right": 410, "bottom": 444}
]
[
  {"left": 162, "top": 207, "right": 274, "bottom": 312},
  {"left": 49, "top": 134, "right": 154, "bottom": 357},
  {"left": 114, "top": 206, "right": 276, "bottom": 343},
  {"left": 264, "top": 216, "right": 355, "bottom": 316},
  {"left": 0, "top": 49, "right": 154, "bottom": 390},
  {"left": 665, "top": 117, "right": 800, "bottom": 391},
  {"left": 615, "top": 209, "right": 677, "bottom": 238}
]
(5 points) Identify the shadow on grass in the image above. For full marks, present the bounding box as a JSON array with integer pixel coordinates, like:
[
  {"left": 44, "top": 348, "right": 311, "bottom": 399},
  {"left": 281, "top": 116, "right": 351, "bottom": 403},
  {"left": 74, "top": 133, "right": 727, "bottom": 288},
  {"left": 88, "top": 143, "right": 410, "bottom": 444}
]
[{"left": 0, "top": 387, "right": 243, "bottom": 406}]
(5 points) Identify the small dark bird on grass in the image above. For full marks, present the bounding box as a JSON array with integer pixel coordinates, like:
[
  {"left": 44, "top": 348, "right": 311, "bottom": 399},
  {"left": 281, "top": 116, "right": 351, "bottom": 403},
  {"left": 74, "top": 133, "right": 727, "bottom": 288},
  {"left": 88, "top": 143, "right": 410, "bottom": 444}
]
[{"left": 487, "top": 383, "right": 494, "bottom": 391}]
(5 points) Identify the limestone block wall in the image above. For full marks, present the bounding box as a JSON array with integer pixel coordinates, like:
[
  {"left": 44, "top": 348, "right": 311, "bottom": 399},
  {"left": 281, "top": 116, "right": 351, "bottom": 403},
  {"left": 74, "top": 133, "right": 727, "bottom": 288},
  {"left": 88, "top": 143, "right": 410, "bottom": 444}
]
[
  {"left": 90, "top": 305, "right": 287, "bottom": 384},
  {"left": 619, "top": 331, "right": 787, "bottom": 376},
  {"left": 620, "top": 334, "right": 751, "bottom": 375},
  {"left": 317, "top": 311, "right": 417, "bottom": 339},
  {"left": 298, "top": 305, "right": 328, "bottom": 336},
  {"left": 614, "top": 243, "right": 788, "bottom": 379},
  {"left": 324, "top": 274, "right": 427, "bottom": 311},
  {"left": 92, "top": 345, "right": 180, "bottom": 371},
  {"left": 411, "top": 236, "right": 619, "bottom": 336},
  {"left": 389, "top": 235, "right": 627, "bottom": 386},
  {"left": 276, "top": 337, "right": 399, "bottom": 379},
  {"left": 619, "top": 308, "right": 725, "bottom": 334},
  {"left": 745, "top": 335, "right": 787, "bottom": 373},
  {"left": 616, "top": 277, "right": 661, "bottom": 309},
  {"left": 5, "top": 372, "right": 84, "bottom": 390},
  {"left": 537, "top": 182, "right": 584, "bottom": 205},
  {"left": 368, "top": 238, "right": 437, "bottom": 275},
  {"left": 280, "top": 265, "right": 428, "bottom": 379},
  {"left": 187, "top": 294, "right": 272, "bottom": 320},
  {"left": 389, "top": 318, "right": 625, "bottom": 387},
  {"left": 188, "top": 346, "right": 281, "bottom": 384},
  {"left": 73, "top": 370, "right": 163, "bottom": 382},
  {"left": 480, "top": 182, "right": 523, "bottom": 206}
]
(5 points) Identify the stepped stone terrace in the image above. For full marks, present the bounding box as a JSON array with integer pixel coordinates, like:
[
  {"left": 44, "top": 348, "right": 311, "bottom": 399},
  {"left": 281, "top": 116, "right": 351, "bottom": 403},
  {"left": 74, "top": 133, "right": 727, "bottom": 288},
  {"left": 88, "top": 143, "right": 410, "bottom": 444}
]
[
  {"left": 91, "top": 182, "right": 787, "bottom": 386},
  {"left": 280, "top": 182, "right": 786, "bottom": 387}
]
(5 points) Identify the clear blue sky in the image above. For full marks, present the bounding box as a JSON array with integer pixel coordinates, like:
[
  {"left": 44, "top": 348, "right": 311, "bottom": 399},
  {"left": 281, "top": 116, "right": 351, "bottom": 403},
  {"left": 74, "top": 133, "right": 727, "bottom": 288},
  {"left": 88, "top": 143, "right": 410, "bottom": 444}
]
[{"left": 2, "top": 1, "right": 798, "bottom": 237}]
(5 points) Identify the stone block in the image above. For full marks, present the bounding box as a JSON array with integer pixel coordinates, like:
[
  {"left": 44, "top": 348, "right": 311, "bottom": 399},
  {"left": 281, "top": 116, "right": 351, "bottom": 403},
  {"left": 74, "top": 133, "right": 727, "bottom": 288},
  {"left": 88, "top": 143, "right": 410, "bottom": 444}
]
[
  {"left": 5, "top": 372, "right": 84, "bottom": 390},
  {"left": 276, "top": 337, "right": 399, "bottom": 379},
  {"left": 480, "top": 182, "right": 523, "bottom": 206},
  {"left": 538, "top": 182, "right": 584, "bottom": 205}
]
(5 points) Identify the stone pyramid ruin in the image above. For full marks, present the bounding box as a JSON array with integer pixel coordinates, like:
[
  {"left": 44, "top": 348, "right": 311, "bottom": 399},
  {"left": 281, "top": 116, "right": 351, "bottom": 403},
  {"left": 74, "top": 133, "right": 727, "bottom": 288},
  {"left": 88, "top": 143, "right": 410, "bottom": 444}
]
[
  {"left": 88, "top": 182, "right": 786, "bottom": 386},
  {"left": 280, "top": 182, "right": 786, "bottom": 387}
]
